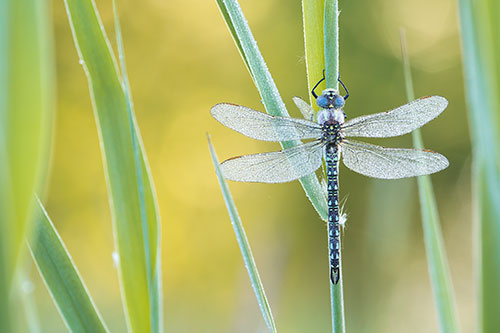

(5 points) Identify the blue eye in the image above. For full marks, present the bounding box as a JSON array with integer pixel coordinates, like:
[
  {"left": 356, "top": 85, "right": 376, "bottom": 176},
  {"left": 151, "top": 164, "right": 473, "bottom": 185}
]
[
  {"left": 316, "top": 95, "right": 329, "bottom": 108},
  {"left": 333, "top": 96, "right": 344, "bottom": 108}
]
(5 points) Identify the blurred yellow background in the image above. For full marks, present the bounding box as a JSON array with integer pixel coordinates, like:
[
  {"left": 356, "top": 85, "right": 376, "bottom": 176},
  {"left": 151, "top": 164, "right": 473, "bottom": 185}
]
[{"left": 34, "top": 0, "right": 471, "bottom": 331}]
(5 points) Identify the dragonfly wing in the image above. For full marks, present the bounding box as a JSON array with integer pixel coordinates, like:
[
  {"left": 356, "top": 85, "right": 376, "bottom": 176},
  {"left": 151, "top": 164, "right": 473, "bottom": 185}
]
[
  {"left": 221, "top": 141, "right": 324, "bottom": 183},
  {"left": 342, "top": 96, "right": 448, "bottom": 138},
  {"left": 292, "top": 96, "right": 315, "bottom": 121},
  {"left": 340, "top": 139, "right": 449, "bottom": 179},
  {"left": 211, "top": 103, "right": 322, "bottom": 141}
]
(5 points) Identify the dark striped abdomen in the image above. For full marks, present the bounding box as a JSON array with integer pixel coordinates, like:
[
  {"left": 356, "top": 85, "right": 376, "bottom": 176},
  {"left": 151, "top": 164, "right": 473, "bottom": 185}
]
[{"left": 325, "top": 144, "right": 340, "bottom": 284}]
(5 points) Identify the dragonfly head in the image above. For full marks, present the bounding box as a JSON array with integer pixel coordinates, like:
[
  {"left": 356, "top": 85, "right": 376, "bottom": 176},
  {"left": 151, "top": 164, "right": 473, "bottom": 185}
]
[{"left": 316, "top": 88, "right": 345, "bottom": 110}]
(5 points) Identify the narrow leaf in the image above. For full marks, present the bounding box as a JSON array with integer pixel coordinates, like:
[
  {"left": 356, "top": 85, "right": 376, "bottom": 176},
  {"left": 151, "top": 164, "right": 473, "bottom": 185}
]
[
  {"left": 400, "top": 29, "right": 460, "bottom": 333},
  {"left": 63, "top": 0, "right": 161, "bottom": 331},
  {"left": 215, "top": 0, "right": 328, "bottom": 220},
  {"left": 208, "top": 136, "right": 276, "bottom": 333},
  {"left": 29, "top": 200, "right": 109, "bottom": 333},
  {"left": 112, "top": 2, "right": 163, "bottom": 331},
  {"left": 458, "top": 1, "right": 500, "bottom": 332}
]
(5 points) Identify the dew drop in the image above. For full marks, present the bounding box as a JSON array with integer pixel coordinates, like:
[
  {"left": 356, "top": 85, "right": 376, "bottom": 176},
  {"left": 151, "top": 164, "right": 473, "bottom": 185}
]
[
  {"left": 112, "top": 251, "right": 120, "bottom": 267},
  {"left": 21, "top": 280, "right": 34, "bottom": 294}
]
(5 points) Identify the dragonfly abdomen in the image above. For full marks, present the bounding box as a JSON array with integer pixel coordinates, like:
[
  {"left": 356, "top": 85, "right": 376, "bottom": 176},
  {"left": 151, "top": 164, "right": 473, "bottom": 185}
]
[{"left": 325, "top": 144, "right": 341, "bottom": 284}]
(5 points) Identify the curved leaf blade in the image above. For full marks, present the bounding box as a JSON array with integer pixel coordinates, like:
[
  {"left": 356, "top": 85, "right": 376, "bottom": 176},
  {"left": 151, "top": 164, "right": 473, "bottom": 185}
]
[
  {"left": 215, "top": 0, "right": 328, "bottom": 220},
  {"left": 208, "top": 136, "right": 276, "bottom": 333},
  {"left": 63, "top": 0, "right": 161, "bottom": 331},
  {"left": 30, "top": 200, "right": 109, "bottom": 333},
  {"left": 400, "top": 30, "right": 460, "bottom": 333}
]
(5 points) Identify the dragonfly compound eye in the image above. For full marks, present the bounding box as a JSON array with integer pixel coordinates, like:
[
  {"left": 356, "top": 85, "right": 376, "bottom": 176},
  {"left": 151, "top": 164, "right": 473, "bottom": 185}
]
[
  {"left": 333, "top": 95, "right": 345, "bottom": 108},
  {"left": 316, "top": 94, "right": 329, "bottom": 109}
]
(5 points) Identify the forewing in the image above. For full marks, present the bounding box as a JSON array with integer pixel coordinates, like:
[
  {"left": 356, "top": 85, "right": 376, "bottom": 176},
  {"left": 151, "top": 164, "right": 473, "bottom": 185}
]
[
  {"left": 211, "top": 103, "right": 322, "bottom": 141},
  {"left": 341, "top": 139, "right": 449, "bottom": 179},
  {"left": 342, "top": 96, "right": 448, "bottom": 138},
  {"left": 221, "top": 141, "right": 324, "bottom": 183},
  {"left": 292, "top": 96, "right": 315, "bottom": 121}
]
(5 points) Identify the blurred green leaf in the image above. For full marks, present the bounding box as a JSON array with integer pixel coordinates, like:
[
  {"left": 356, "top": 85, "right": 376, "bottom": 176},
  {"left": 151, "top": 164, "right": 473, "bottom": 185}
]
[
  {"left": 215, "top": 0, "right": 328, "bottom": 220},
  {"left": 302, "top": 0, "right": 325, "bottom": 107},
  {"left": 64, "top": 0, "right": 162, "bottom": 331},
  {"left": 0, "top": 0, "right": 54, "bottom": 331},
  {"left": 400, "top": 29, "right": 460, "bottom": 333},
  {"left": 458, "top": 1, "right": 500, "bottom": 332},
  {"left": 208, "top": 136, "right": 276, "bottom": 333},
  {"left": 30, "top": 200, "right": 109, "bottom": 333}
]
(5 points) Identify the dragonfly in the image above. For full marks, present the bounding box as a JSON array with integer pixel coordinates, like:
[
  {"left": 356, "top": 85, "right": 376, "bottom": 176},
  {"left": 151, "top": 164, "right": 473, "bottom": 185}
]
[{"left": 211, "top": 76, "right": 449, "bottom": 284}]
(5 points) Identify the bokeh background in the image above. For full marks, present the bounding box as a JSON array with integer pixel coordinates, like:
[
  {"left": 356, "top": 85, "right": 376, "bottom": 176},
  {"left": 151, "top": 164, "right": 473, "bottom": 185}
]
[{"left": 34, "top": 0, "right": 471, "bottom": 331}]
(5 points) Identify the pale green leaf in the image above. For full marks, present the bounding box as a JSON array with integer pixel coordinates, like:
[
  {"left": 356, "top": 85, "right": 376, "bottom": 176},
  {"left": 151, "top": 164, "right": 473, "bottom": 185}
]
[
  {"left": 63, "top": 0, "right": 161, "bottom": 331},
  {"left": 401, "top": 29, "right": 460, "bottom": 333},
  {"left": 458, "top": 1, "right": 500, "bottom": 331},
  {"left": 302, "top": 0, "right": 325, "bottom": 107}
]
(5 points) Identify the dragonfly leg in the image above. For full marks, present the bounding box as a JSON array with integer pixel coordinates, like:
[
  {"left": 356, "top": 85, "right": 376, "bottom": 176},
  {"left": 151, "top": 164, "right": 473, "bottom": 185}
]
[
  {"left": 338, "top": 76, "right": 349, "bottom": 100},
  {"left": 312, "top": 69, "right": 326, "bottom": 99},
  {"left": 326, "top": 145, "right": 341, "bottom": 285}
]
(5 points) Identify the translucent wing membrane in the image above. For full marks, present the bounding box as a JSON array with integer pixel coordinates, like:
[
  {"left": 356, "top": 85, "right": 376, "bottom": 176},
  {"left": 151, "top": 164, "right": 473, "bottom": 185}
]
[
  {"left": 341, "top": 140, "right": 449, "bottom": 179},
  {"left": 220, "top": 141, "right": 324, "bottom": 183},
  {"left": 211, "top": 103, "right": 322, "bottom": 141},
  {"left": 292, "top": 96, "right": 315, "bottom": 121},
  {"left": 342, "top": 96, "right": 448, "bottom": 138}
]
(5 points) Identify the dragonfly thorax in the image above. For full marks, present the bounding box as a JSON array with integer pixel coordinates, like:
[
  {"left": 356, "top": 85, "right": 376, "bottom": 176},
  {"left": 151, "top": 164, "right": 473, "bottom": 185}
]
[
  {"left": 317, "top": 108, "right": 345, "bottom": 126},
  {"left": 321, "top": 122, "right": 343, "bottom": 146},
  {"left": 316, "top": 88, "right": 345, "bottom": 110}
]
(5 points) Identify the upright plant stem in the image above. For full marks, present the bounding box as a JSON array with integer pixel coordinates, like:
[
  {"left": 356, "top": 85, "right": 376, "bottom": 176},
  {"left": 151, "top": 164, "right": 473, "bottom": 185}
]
[
  {"left": 324, "top": 0, "right": 339, "bottom": 90},
  {"left": 324, "top": 1, "right": 345, "bottom": 332}
]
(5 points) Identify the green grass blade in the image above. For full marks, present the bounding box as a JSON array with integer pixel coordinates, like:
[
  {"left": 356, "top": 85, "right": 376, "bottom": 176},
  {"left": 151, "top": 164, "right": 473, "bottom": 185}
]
[
  {"left": 63, "top": 0, "right": 161, "bottom": 331},
  {"left": 458, "top": 1, "right": 500, "bottom": 332},
  {"left": 0, "top": 0, "right": 54, "bottom": 331},
  {"left": 29, "top": 199, "right": 109, "bottom": 333},
  {"left": 215, "top": 0, "right": 328, "bottom": 220},
  {"left": 400, "top": 29, "right": 460, "bottom": 333},
  {"left": 112, "top": 2, "right": 162, "bottom": 331},
  {"left": 208, "top": 136, "right": 276, "bottom": 333}
]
